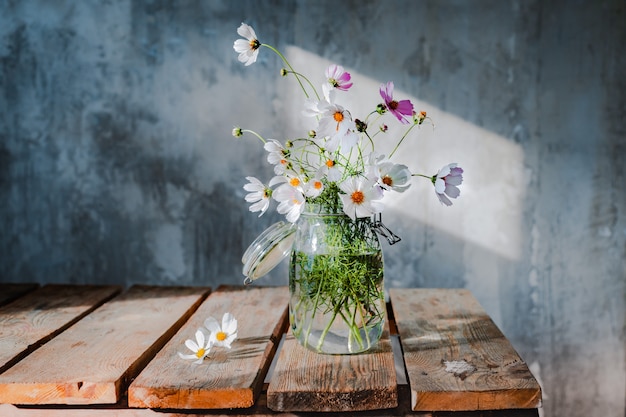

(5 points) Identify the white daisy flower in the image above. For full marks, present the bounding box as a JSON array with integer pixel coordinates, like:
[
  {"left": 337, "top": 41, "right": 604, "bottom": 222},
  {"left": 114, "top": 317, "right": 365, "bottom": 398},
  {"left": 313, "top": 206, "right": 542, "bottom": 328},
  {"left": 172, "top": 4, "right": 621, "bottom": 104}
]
[
  {"left": 178, "top": 329, "right": 213, "bottom": 364},
  {"left": 204, "top": 313, "right": 238, "bottom": 349},
  {"left": 377, "top": 161, "right": 412, "bottom": 193},
  {"left": 233, "top": 23, "right": 261, "bottom": 66},
  {"left": 243, "top": 176, "right": 273, "bottom": 217},
  {"left": 338, "top": 176, "right": 384, "bottom": 221},
  {"left": 273, "top": 183, "right": 306, "bottom": 223},
  {"left": 316, "top": 156, "right": 343, "bottom": 182},
  {"left": 316, "top": 103, "right": 357, "bottom": 152},
  {"left": 303, "top": 177, "right": 324, "bottom": 198},
  {"left": 264, "top": 139, "right": 290, "bottom": 174}
]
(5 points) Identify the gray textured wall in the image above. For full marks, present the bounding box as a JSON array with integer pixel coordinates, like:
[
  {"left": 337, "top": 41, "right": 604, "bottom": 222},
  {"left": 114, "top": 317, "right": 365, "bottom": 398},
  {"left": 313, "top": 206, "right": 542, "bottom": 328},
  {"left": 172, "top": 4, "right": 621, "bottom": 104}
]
[{"left": 1, "top": 1, "right": 624, "bottom": 415}]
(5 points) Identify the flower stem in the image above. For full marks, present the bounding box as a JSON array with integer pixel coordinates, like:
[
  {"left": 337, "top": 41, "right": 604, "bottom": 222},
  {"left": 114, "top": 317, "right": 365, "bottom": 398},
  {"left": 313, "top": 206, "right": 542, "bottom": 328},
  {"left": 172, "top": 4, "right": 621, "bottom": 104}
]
[
  {"left": 284, "top": 70, "right": 320, "bottom": 101},
  {"left": 242, "top": 129, "right": 267, "bottom": 144},
  {"left": 388, "top": 123, "right": 418, "bottom": 158},
  {"left": 316, "top": 301, "right": 343, "bottom": 352},
  {"left": 262, "top": 44, "right": 314, "bottom": 99}
]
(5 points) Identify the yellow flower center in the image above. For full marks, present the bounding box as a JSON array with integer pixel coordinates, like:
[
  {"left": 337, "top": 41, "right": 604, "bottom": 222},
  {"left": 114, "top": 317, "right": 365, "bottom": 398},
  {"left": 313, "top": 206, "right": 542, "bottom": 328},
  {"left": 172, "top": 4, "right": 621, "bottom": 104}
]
[
  {"left": 326, "top": 159, "right": 335, "bottom": 168},
  {"left": 195, "top": 348, "right": 205, "bottom": 358},
  {"left": 216, "top": 331, "right": 227, "bottom": 342},
  {"left": 290, "top": 178, "right": 300, "bottom": 187},
  {"left": 382, "top": 176, "right": 393, "bottom": 187},
  {"left": 333, "top": 111, "right": 344, "bottom": 131},
  {"left": 351, "top": 190, "right": 365, "bottom": 205},
  {"left": 250, "top": 39, "right": 260, "bottom": 50},
  {"left": 313, "top": 181, "right": 323, "bottom": 190}
]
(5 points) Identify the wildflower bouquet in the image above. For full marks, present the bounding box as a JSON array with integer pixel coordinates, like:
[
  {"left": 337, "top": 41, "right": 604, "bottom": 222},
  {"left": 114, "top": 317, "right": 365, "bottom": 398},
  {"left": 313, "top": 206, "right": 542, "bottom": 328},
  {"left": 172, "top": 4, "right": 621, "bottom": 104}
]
[
  {"left": 233, "top": 23, "right": 463, "bottom": 222},
  {"left": 232, "top": 23, "right": 463, "bottom": 353}
]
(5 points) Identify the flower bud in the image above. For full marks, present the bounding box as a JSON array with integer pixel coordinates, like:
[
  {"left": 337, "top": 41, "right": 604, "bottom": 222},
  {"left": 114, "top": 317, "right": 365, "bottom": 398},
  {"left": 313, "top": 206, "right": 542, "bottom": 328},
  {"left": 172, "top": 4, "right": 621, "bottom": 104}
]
[
  {"left": 280, "top": 68, "right": 288, "bottom": 77},
  {"left": 308, "top": 130, "right": 316, "bottom": 138},
  {"left": 414, "top": 110, "right": 427, "bottom": 125},
  {"left": 355, "top": 119, "right": 367, "bottom": 132},
  {"left": 232, "top": 127, "right": 243, "bottom": 137}
]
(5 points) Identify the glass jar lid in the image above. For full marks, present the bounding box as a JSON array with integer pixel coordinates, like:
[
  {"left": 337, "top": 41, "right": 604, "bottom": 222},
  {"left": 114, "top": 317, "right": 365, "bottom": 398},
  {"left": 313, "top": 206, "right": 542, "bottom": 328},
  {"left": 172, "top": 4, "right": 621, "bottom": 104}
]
[{"left": 242, "top": 221, "right": 296, "bottom": 285}]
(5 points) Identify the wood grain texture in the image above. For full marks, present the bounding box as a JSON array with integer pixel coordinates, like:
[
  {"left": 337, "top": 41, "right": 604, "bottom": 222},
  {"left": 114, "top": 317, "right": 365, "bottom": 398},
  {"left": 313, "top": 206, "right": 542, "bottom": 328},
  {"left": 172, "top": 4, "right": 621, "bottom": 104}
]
[
  {"left": 266, "top": 328, "right": 397, "bottom": 412},
  {"left": 389, "top": 288, "right": 542, "bottom": 411},
  {"left": 0, "top": 285, "right": 208, "bottom": 405},
  {"left": 0, "top": 284, "right": 121, "bottom": 374},
  {"left": 128, "top": 285, "right": 290, "bottom": 409},
  {"left": 0, "top": 283, "right": 39, "bottom": 307},
  {"left": 0, "top": 389, "right": 540, "bottom": 417}
]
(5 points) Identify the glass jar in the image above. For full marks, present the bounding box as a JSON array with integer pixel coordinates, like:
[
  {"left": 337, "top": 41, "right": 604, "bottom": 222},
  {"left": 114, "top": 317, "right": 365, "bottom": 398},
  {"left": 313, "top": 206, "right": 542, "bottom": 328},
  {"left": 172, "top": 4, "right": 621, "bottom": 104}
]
[{"left": 288, "top": 204, "right": 385, "bottom": 354}]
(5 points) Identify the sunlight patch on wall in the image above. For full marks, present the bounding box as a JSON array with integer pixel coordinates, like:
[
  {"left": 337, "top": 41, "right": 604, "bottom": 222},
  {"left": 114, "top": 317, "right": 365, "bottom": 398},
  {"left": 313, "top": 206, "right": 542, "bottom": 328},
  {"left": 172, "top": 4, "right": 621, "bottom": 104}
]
[{"left": 281, "top": 47, "right": 525, "bottom": 261}]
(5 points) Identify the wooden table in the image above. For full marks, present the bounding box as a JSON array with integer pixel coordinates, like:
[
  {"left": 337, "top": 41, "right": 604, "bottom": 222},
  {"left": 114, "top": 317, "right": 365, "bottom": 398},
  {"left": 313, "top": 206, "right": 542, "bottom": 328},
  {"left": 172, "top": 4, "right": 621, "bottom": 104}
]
[{"left": 0, "top": 283, "right": 542, "bottom": 416}]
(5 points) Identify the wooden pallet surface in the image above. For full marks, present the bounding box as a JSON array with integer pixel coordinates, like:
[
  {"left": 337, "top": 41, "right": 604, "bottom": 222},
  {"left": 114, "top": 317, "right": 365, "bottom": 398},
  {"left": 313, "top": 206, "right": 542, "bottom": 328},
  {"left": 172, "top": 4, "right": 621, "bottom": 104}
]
[
  {"left": 266, "top": 328, "right": 398, "bottom": 412},
  {"left": 0, "top": 284, "right": 542, "bottom": 416},
  {"left": 128, "top": 285, "right": 289, "bottom": 409},
  {"left": 389, "top": 288, "right": 542, "bottom": 412},
  {"left": 0, "top": 285, "right": 208, "bottom": 405},
  {"left": 0, "top": 284, "right": 121, "bottom": 374}
]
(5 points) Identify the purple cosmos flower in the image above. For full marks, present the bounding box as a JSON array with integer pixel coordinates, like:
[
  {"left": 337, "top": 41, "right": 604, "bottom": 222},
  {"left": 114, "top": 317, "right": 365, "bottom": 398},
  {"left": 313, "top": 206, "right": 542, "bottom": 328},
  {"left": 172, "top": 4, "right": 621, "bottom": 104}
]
[
  {"left": 433, "top": 163, "right": 464, "bottom": 206},
  {"left": 379, "top": 81, "right": 414, "bottom": 124}
]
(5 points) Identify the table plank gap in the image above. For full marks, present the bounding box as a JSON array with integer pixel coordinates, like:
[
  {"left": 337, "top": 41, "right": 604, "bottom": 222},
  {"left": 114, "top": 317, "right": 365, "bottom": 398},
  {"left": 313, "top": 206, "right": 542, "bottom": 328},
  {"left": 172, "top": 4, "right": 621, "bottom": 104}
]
[
  {"left": 389, "top": 288, "right": 542, "bottom": 412},
  {"left": 0, "top": 283, "right": 40, "bottom": 307},
  {"left": 0, "top": 284, "right": 122, "bottom": 375},
  {"left": 0, "top": 285, "right": 209, "bottom": 405},
  {"left": 128, "top": 285, "right": 290, "bottom": 410},
  {"left": 266, "top": 327, "right": 398, "bottom": 412}
]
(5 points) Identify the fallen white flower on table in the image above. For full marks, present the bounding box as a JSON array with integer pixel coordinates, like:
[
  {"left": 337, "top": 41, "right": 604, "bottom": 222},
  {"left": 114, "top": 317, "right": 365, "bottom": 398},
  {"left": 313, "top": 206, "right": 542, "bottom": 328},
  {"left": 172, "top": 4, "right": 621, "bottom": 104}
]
[
  {"left": 178, "top": 329, "right": 213, "bottom": 364},
  {"left": 204, "top": 312, "right": 238, "bottom": 349}
]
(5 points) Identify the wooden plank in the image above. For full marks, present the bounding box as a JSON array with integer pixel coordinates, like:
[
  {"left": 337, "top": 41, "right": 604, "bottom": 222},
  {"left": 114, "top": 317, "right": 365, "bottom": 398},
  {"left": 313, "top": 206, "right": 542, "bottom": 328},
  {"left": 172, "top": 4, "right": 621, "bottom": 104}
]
[
  {"left": 0, "top": 284, "right": 121, "bottom": 374},
  {"left": 0, "top": 389, "right": 540, "bottom": 417},
  {"left": 389, "top": 288, "right": 542, "bottom": 412},
  {"left": 128, "top": 285, "right": 290, "bottom": 409},
  {"left": 0, "top": 283, "right": 39, "bottom": 307},
  {"left": 266, "top": 326, "right": 397, "bottom": 412},
  {"left": 0, "top": 285, "right": 209, "bottom": 405}
]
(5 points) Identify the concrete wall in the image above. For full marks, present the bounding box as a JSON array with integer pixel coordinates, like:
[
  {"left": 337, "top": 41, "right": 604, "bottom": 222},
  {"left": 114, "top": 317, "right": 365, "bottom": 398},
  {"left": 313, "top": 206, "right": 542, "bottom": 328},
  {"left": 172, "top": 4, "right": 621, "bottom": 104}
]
[{"left": 1, "top": 1, "right": 624, "bottom": 415}]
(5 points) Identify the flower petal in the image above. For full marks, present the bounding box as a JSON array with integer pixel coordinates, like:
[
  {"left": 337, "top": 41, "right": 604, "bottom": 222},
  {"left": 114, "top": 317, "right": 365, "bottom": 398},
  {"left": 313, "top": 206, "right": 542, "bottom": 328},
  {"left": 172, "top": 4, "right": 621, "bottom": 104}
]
[
  {"left": 204, "top": 316, "right": 220, "bottom": 334},
  {"left": 434, "top": 178, "right": 446, "bottom": 194},
  {"left": 445, "top": 184, "right": 460, "bottom": 198},
  {"left": 195, "top": 330, "right": 206, "bottom": 347},
  {"left": 437, "top": 192, "right": 453, "bottom": 206},
  {"left": 185, "top": 339, "right": 199, "bottom": 352},
  {"left": 178, "top": 352, "right": 198, "bottom": 361},
  {"left": 222, "top": 313, "right": 237, "bottom": 333}
]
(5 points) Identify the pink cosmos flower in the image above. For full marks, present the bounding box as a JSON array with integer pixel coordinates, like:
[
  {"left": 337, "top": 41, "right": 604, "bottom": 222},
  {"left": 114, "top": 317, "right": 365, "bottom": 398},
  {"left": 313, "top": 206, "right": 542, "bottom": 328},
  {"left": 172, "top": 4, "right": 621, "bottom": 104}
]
[
  {"left": 325, "top": 64, "right": 353, "bottom": 91},
  {"left": 322, "top": 64, "right": 353, "bottom": 102},
  {"left": 379, "top": 81, "right": 414, "bottom": 124},
  {"left": 433, "top": 163, "right": 464, "bottom": 206}
]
